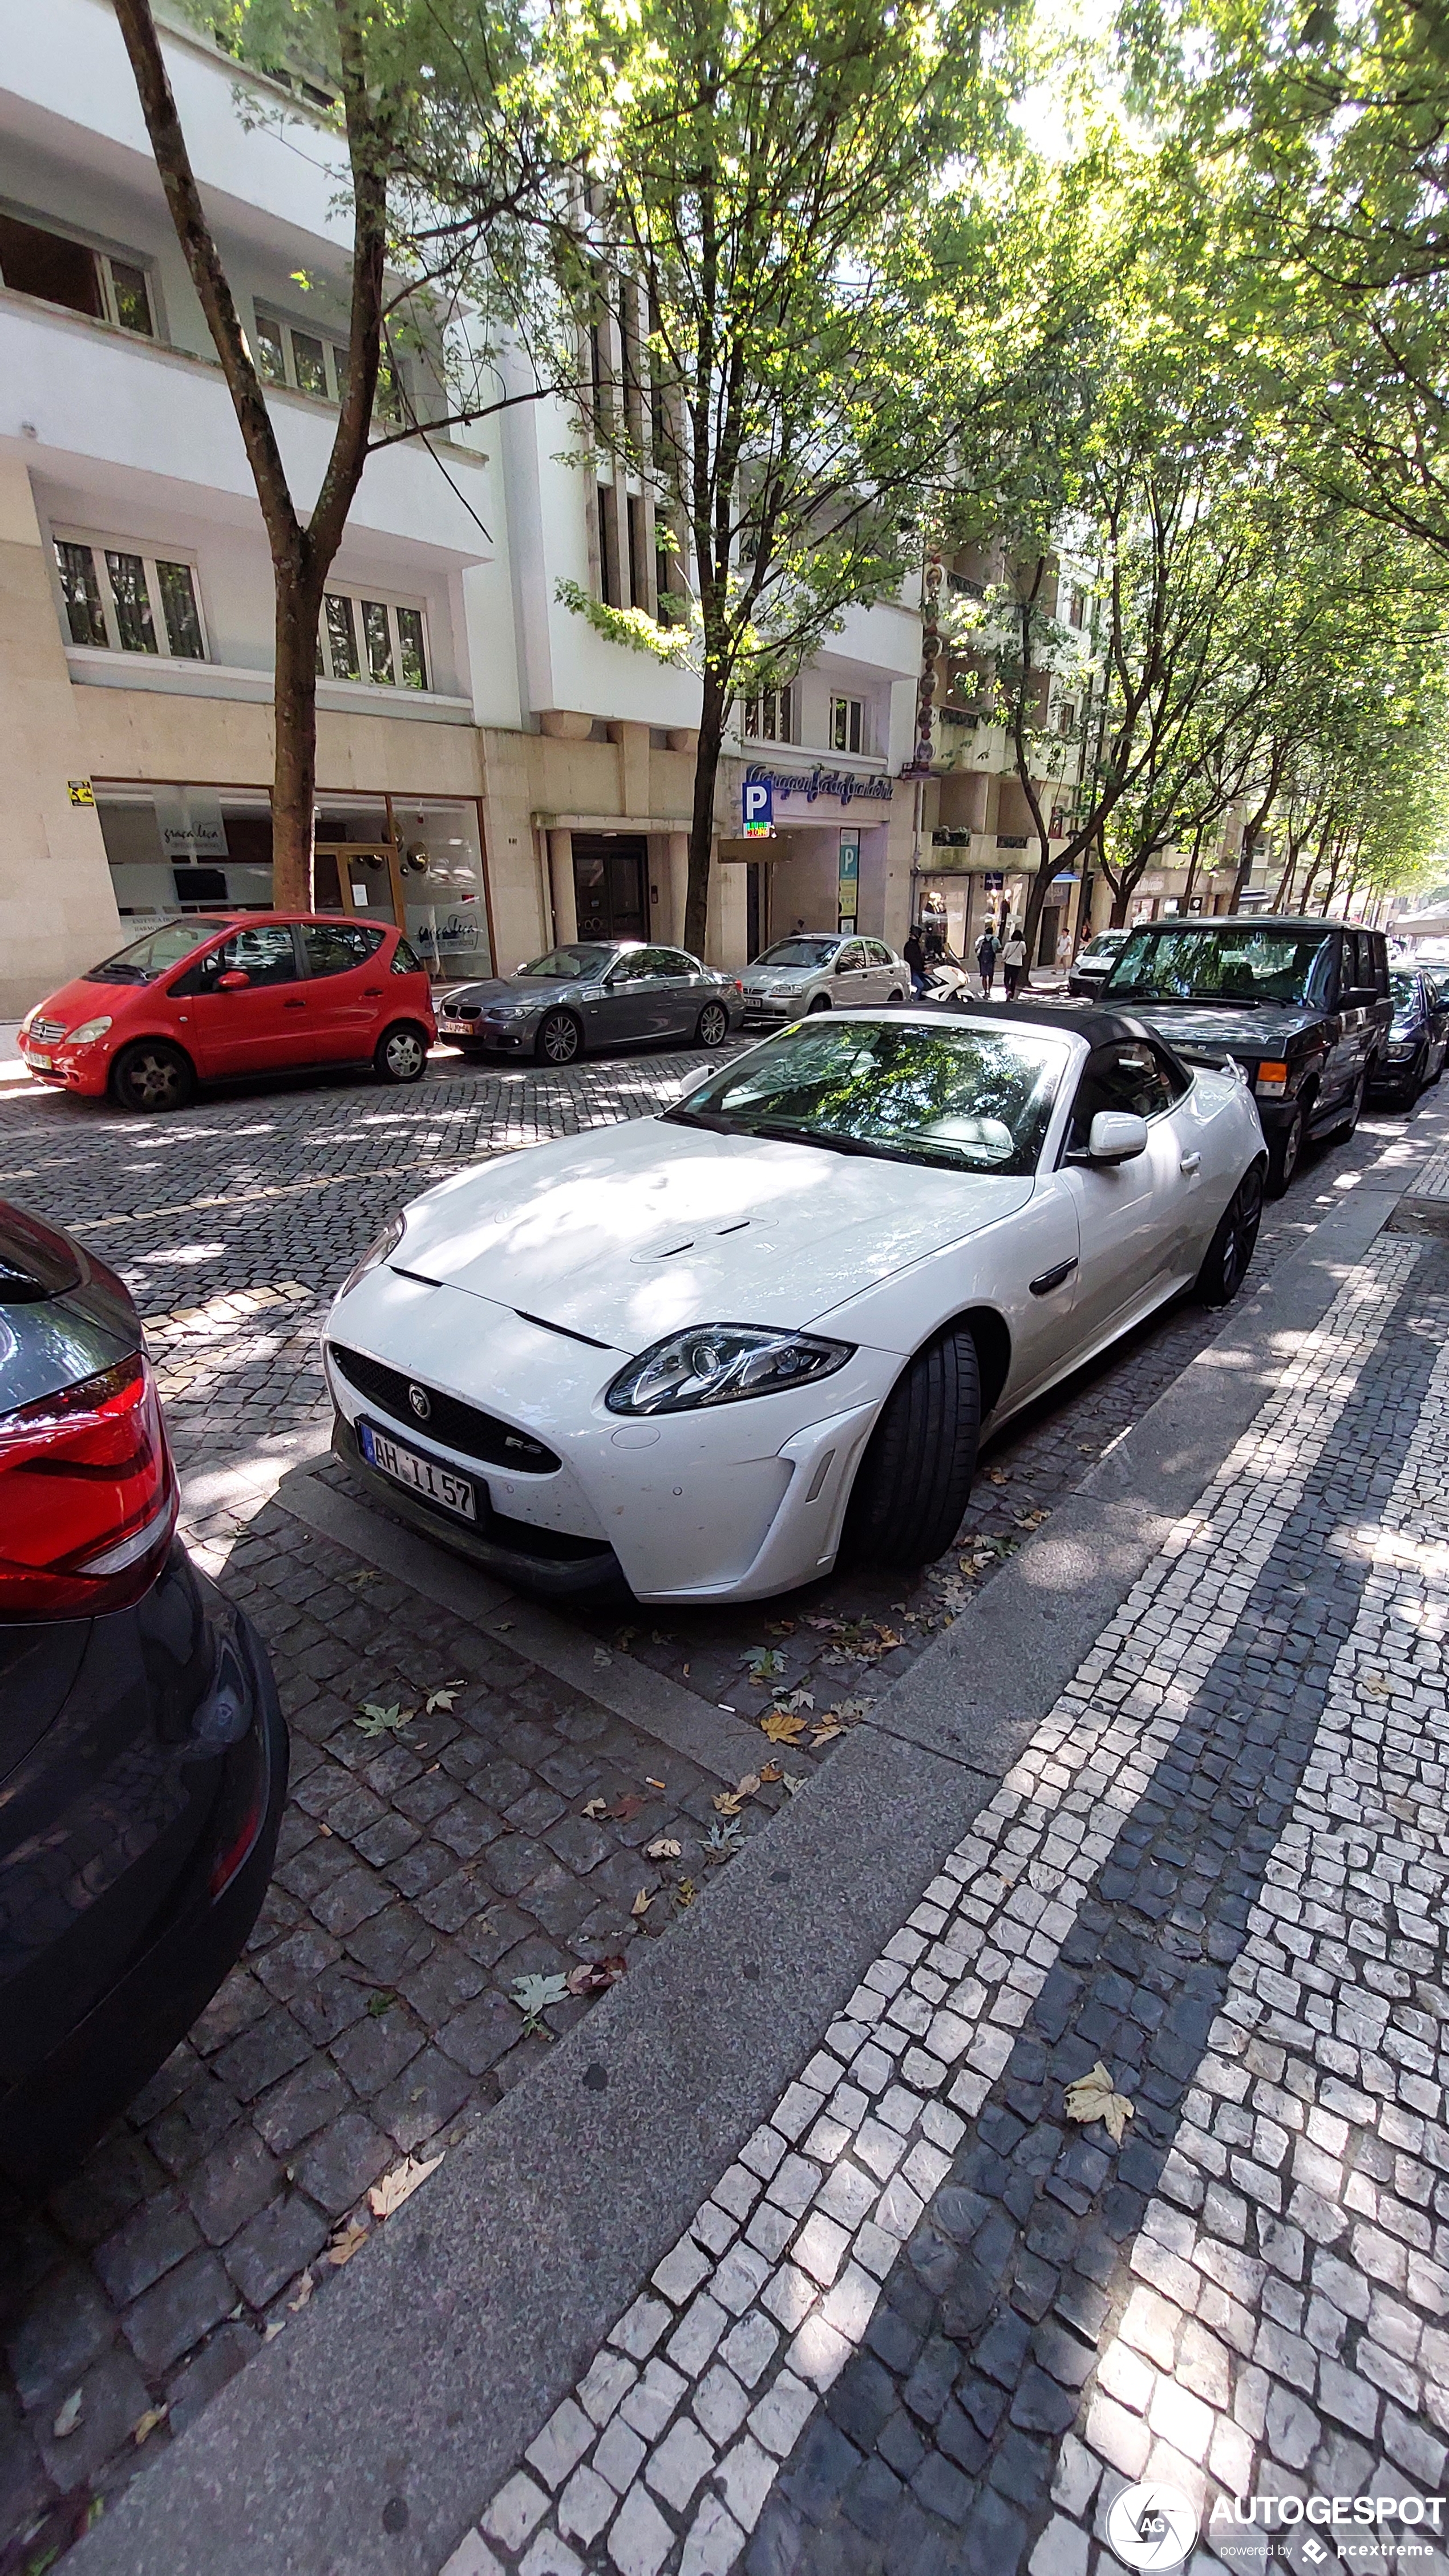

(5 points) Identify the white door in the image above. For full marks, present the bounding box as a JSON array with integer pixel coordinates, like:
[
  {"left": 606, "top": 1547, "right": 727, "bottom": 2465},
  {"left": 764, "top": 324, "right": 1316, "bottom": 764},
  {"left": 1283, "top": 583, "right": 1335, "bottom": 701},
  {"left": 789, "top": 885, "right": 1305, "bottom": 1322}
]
[{"left": 1061, "top": 1040, "right": 1199, "bottom": 1346}]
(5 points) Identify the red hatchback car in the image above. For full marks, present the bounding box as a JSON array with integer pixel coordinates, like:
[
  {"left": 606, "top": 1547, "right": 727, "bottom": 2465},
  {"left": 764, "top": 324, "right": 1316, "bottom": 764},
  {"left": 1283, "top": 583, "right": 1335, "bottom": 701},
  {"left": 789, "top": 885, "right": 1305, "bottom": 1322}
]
[{"left": 18, "top": 914, "right": 438, "bottom": 1113}]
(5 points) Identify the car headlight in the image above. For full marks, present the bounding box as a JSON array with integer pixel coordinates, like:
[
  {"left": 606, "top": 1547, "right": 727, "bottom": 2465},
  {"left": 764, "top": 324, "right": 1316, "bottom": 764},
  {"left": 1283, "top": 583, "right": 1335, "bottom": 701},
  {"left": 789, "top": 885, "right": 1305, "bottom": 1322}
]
[
  {"left": 606, "top": 1323, "right": 855, "bottom": 1415},
  {"left": 1387, "top": 1039, "right": 1416, "bottom": 1060},
  {"left": 338, "top": 1213, "right": 405, "bottom": 1297},
  {"left": 65, "top": 1016, "right": 114, "bottom": 1047}
]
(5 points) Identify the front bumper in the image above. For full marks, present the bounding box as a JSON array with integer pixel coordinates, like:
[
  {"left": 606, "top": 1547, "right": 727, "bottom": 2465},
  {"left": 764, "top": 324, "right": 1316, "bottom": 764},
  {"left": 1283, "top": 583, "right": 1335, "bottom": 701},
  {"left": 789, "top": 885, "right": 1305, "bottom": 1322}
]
[
  {"left": 17, "top": 1039, "right": 110, "bottom": 1096},
  {"left": 323, "top": 1276, "right": 894, "bottom": 1602}
]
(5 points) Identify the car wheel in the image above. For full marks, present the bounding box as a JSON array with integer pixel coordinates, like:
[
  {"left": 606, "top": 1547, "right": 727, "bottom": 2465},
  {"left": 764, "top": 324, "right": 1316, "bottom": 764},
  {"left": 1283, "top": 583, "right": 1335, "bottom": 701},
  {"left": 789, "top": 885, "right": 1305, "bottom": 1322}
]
[
  {"left": 1196, "top": 1163, "right": 1265, "bottom": 1307},
  {"left": 1265, "top": 1105, "right": 1304, "bottom": 1197},
  {"left": 1410, "top": 1043, "right": 1430, "bottom": 1097},
  {"left": 695, "top": 1001, "right": 730, "bottom": 1046},
  {"left": 845, "top": 1327, "right": 981, "bottom": 1569},
  {"left": 374, "top": 1023, "right": 428, "bottom": 1084},
  {"left": 110, "top": 1040, "right": 195, "bottom": 1114},
  {"left": 807, "top": 993, "right": 831, "bottom": 1014},
  {"left": 536, "top": 1009, "right": 582, "bottom": 1065}
]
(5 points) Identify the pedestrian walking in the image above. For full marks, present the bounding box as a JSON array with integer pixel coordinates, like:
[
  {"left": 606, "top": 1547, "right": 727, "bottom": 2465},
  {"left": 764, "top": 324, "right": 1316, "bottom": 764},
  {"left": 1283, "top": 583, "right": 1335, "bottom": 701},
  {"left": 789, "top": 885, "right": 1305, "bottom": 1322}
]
[
  {"left": 1001, "top": 923, "right": 1028, "bottom": 1001},
  {"left": 903, "top": 926, "right": 928, "bottom": 998},
  {"left": 975, "top": 926, "right": 998, "bottom": 997}
]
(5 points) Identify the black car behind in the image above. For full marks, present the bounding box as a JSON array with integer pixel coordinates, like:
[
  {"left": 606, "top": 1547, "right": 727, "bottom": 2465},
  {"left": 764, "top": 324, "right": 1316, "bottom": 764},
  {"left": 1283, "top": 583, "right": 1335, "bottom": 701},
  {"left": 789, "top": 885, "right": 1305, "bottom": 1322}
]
[
  {"left": 1099, "top": 917, "right": 1392, "bottom": 1194},
  {"left": 1370, "top": 967, "right": 1449, "bottom": 1104},
  {"left": 0, "top": 1203, "right": 286, "bottom": 2186}
]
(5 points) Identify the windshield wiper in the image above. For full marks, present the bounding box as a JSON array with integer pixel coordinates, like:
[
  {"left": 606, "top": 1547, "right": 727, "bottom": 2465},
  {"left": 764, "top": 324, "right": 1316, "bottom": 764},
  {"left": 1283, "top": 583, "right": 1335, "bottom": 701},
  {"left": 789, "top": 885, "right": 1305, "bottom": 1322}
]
[{"left": 660, "top": 1105, "right": 736, "bottom": 1132}]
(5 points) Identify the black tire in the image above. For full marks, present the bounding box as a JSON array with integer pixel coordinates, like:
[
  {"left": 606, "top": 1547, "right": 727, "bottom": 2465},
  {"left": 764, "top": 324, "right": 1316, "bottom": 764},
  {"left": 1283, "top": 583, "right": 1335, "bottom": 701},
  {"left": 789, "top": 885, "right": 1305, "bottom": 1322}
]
[
  {"left": 1196, "top": 1163, "right": 1265, "bottom": 1307},
  {"left": 1409, "top": 1044, "right": 1429, "bottom": 1099},
  {"left": 374, "top": 1023, "right": 428, "bottom": 1084},
  {"left": 807, "top": 993, "right": 831, "bottom": 1014},
  {"left": 535, "top": 1009, "right": 582, "bottom": 1066},
  {"left": 845, "top": 1327, "right": 981, "bottom": 1569},
  {"left": 1265, "top": 1105, "right": 1304, "bottom": 1197},
  {"left": 110, "top": 1039, "right": 195, "bottom": 1113},
  {"left": 695, "top": 1001, "right": 730, "bottom": 1047}
]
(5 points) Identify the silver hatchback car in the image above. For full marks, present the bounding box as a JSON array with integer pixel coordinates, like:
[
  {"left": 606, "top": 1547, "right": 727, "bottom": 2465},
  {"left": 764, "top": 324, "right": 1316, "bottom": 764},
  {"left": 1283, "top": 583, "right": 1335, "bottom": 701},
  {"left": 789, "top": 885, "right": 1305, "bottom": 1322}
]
[
  {"left": 740, "top": 934, "right": 908, "bottom": 1027},
  {"left": 436, "top": 941, "right": 743, "bottom": 1065}
]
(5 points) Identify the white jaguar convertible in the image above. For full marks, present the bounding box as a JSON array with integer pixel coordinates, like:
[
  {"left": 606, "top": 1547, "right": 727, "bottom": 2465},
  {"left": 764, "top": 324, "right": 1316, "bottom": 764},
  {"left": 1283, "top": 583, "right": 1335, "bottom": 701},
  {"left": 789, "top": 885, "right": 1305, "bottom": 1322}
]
[{"left": 323, "top": 1005, "right": 1265, "bottom": 1603}]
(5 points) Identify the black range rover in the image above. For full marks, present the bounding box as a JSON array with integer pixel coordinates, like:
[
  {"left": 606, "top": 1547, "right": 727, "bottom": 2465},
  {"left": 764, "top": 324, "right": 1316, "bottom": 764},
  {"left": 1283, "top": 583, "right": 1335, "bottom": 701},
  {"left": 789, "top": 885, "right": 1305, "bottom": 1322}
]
[{"left": 1099, "top": 917, "right": 1392, "bottom": 1194}]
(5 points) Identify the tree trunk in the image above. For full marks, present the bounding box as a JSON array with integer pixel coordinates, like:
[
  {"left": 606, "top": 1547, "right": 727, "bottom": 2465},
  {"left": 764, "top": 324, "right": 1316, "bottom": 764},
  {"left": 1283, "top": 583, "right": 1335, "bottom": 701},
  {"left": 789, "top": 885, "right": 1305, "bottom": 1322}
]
[
  {"left": 273, "top": 578, "right": 322, "bottom": 910},
  {"left": 685, "top": 666, "right": 728, "bottom": 959}
]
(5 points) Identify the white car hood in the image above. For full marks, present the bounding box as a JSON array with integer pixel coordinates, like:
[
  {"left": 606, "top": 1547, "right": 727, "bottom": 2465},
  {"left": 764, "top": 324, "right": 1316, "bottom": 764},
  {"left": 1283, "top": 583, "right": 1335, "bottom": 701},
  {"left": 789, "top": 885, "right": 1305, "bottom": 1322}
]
[{"left": 390, "top": 1117, "right": 1033, "bottom": 1350}]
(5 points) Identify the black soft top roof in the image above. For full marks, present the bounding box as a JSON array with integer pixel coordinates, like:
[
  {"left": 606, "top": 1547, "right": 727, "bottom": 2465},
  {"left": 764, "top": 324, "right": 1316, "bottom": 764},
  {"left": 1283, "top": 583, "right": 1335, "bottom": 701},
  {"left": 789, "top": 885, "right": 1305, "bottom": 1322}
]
[{"left": 914, "top": 996, "right": 1165, "bottom": 1051}]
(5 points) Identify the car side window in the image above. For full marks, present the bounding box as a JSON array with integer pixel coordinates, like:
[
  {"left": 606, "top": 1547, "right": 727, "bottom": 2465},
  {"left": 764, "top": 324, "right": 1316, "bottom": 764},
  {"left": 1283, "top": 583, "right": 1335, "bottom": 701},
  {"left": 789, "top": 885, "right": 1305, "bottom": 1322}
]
[
  {"left": 608, "top": 949, "right": 647, "bottom": 982},
  {"left": 1068, "top": 1042, "right": 1178, "bottom": 1147},
  {"left": 866, "top": 940, "right": 890, "bottom": 965},
  {"left": 174, "top": 925, "right": 300, "bottom": 991},
  {"left": 391, "top": 935, "right": 423, "bottom": 975},
  {"left": 1371, "top": 935, "right": 1389, "bottom": 993},
  {"left": 836, "top": 942, "right": 865, "bottom": 972},
  {"left": 665, "top": 950, "right": 700, "bottom": 978},
  {"left": 302, "top": 922, "right": 386, "bottom": 979}
]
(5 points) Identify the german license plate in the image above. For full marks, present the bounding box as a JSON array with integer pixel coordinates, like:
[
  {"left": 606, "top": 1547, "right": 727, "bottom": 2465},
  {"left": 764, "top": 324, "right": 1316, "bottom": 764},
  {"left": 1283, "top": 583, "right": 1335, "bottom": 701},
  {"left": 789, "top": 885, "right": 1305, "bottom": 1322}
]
[
  {"left": 438, "top": 1020, "right": 473, "bottom": 1038},
  {"left": 25, "top": 1051, "right": 51, "bottom": 1069},
  {"left": 359, "top": 1421, "right": 477, "bottom": 1520}
]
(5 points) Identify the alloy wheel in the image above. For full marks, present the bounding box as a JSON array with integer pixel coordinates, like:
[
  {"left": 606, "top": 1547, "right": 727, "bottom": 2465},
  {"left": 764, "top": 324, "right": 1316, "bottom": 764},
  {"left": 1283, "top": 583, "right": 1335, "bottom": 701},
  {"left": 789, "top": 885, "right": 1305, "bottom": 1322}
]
[
  {"left": 384, "top": 1031, "right": 425, "bottom": 1080},
  {"left": 697, "top": 1003, "right": 728, "bottom": 1046},
  {"left": 126, "top": 1052, "right": 184, "bottom": 1109},
  {"left": 540, "top": 1012, "right": 580, "bottom": 1064}
]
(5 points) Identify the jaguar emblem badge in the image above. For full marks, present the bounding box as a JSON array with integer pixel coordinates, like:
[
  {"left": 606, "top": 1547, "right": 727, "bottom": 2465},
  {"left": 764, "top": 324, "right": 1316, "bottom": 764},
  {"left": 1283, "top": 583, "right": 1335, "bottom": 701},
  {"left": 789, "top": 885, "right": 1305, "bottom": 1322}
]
[{"left": 408, "top": 1384, "right": 431, "bottom": 1421}]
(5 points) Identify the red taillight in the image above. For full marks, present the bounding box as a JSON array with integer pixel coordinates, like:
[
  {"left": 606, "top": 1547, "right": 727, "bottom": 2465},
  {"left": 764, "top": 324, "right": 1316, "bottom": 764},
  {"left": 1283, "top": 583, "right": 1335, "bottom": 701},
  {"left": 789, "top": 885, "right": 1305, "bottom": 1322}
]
[
  {"left": 209, "top": 1789, "right": 264, "bottom": 1898},
  {"left": 0, "top": 1352, "right": 177, "bottom": 1618}
]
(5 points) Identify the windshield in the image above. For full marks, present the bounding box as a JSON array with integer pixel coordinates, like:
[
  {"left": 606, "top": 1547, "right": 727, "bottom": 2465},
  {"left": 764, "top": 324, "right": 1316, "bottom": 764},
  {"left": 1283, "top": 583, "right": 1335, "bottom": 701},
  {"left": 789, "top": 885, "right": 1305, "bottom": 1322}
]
[
  {"left": 665, "top": 1019, "right": 1067, "bottom": 1174},
  {"left": 1105, "top": 926, "right": 1333, "bottom": 1008},
  {"left": 1391, "top": 973, "right": 1422, "bottom": 1018},
  {"left": 84, "top": 919, "right": 230, "bottom": 985},
  {"left": 1082, "top": 934, "right": 1127, "bottom": 960},
  {"left": 756, "top": 939, "right": 840, "bottom": 970},
  {"left": 515, "top": 946, "right": 614, "bottom": 980}
]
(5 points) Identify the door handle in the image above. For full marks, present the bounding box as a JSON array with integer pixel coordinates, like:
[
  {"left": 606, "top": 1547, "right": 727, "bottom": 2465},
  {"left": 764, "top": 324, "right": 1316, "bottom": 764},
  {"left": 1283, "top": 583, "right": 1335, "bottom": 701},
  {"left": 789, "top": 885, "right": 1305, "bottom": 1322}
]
[
  {"left": 363, "top": 986, "right": 383, "bottom": 995},
  {"left": 1179, "top": 1152, "right": 1201, "bottom": 1173},
  {"left": 284, "top": 999, "right": 306, "bottom": 1010}
]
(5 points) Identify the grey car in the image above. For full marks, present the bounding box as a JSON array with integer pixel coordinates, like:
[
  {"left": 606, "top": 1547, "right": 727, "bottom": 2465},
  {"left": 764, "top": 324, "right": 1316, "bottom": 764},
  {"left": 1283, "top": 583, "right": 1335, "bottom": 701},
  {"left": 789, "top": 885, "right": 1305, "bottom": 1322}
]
[
  {"left": 1066, "top": 928, "right": 1129, "bottom": 999},
  {"left": 435, "top": 941, "right": 743, "bottom": 1066},
  {"left": 739, "top": 934, "right": 908, "bottom": 1026}
]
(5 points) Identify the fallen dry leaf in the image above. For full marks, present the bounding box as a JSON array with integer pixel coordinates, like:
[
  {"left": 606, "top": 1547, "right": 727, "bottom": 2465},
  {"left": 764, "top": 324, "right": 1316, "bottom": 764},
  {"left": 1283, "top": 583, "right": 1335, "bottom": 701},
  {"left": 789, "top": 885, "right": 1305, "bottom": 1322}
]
[
  {"left": 287, "top": 2270, "right": 314, "bottom": 2313},
  {"left": 674, "top": 1877, "right": 697, "bottom": 1908},
  {"left": 631, "top": 1888, "right": 654, "bottom": 1917},
  {"left": 593, "top": 1646, "right": 613, "bottom": 1667},
  {"left": 566, "top": 1955, "right": 628, "bottom": 1995},
  {"left": 582, "top": 1797, "right": 608, "bottom": 1819},
  {"left": 735, "top": 1771, "right": 762, "bottom": 1796},
  {"left": 1064, "top": 2060, "right": 1135, "bottom": 2145},
  {"left": 812, "top": 1723, "right": 845, "bottom": 1745},
  {"left": 327, "top": 2219, "right": 370, "bottom": 2265},
  {"left": 424, "top": 1679, "right": 466, "bottom": 1714},
  {"left": 645, "top": 1836, "right": 682, "bottom": 1860},
  {"left": 713, "top": 1791, "right": 743, "bottom": 1815},
  {"left": 609, "top": 1793, "right": 647, "bottom": 1821},
  {"left": 758, "top": 1761, "right": 783, "bottom": 1784},
  {"left": 760, "top": 1708, "right": 808, "bottom": 1744},
  {"left": 986, "top": 1468, "right": 1007, "bottom": 1484},
  {"left": 368, "top": 2153, "right": 444, "bottom": 2221},
  {"left": 262, "top": 2318, "right": 286, "bottom": 2342},
  {"left": 52, "top": 2388, "right": 83, "bottom": 2440},
  {"left": 132, "top": 2406, "right": 168, "bottom": 2448}
]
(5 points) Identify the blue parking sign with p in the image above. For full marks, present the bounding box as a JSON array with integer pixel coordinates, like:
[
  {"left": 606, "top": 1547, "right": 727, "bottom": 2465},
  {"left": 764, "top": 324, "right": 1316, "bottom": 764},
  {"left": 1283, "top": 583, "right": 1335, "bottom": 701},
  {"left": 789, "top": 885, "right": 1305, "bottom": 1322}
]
[{"left": 742, "top": 779, "right": 773, "bottom": 834}]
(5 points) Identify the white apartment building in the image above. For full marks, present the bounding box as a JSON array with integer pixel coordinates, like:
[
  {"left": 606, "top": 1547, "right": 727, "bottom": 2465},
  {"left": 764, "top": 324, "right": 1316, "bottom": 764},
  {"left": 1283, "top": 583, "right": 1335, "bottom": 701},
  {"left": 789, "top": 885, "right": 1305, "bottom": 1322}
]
[{"left": 0, "top": 0, "right": 961, "bottom": 1019}]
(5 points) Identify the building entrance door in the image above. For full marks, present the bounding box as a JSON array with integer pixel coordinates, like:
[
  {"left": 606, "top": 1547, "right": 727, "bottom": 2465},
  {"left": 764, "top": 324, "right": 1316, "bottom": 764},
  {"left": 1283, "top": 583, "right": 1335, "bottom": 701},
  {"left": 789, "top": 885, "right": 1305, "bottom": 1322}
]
[
  {"left": 572, "top": 835, "right": 646, "bottom": 941},
  {"left": 314, "top": 844, "right": 404, "bottom": 928}
]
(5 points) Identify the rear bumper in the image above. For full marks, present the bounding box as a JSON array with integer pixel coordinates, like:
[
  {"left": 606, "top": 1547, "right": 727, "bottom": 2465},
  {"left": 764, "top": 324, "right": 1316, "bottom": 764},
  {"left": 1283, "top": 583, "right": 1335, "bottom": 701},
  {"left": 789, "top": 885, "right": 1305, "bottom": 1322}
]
[{"left": 0, "top": 1590, "right": 288, "bottom": 2188}]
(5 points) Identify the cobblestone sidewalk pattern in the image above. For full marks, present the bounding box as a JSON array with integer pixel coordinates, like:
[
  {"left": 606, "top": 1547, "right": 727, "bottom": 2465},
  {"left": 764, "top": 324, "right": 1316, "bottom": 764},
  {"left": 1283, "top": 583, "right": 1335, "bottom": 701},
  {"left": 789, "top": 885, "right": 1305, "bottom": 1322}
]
[{"left": 444, "top": 1226, "right": 1449, "bottom": 2576}]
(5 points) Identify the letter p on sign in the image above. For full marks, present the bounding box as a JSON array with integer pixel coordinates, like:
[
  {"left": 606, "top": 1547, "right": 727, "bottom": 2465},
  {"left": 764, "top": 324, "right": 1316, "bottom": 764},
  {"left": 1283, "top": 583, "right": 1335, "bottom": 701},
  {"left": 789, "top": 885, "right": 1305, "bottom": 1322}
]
[{"left": 742, "top": 779, "right": 773, "bottom": 835}]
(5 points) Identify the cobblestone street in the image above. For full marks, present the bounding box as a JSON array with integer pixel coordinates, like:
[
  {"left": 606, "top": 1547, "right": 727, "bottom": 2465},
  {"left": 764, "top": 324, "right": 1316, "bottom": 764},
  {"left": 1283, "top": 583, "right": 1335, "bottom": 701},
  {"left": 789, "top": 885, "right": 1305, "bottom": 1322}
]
[{"left": 0, "top": 1042, "right": 1442, "bottom": 2571}]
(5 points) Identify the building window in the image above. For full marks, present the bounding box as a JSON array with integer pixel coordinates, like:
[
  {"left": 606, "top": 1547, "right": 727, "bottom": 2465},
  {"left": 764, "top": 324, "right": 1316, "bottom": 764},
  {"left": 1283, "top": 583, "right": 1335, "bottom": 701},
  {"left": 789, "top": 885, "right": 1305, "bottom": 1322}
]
[
  {"left": 52, "top": 534, "right": 206, "bottom": 660},
  {"left": 743, "top": 686, "right": 795, "bottom": 743},
  {"left": 597, "top": 485, "right": 620, "bottom": 606},
  {"left": 1067, "top": 588, "right": 1086, "bottom": 630},
  {"left": 626, "top": 493, "right": 646, "bottom": 610},
  {"left": 254, "top": 306, "right": 348, "bottom": 402},
  {"left": 0, "top": 209, "right": 154, "bottom": 336},
  {"left": 830, "top": 694, "right": 865, "bottom": 754},
  {"left": 315, "top": 589, "right": 430, "bottom": 691},
  {"left": 1058, "top": 699, "right": 1077, "bottom": 737}
]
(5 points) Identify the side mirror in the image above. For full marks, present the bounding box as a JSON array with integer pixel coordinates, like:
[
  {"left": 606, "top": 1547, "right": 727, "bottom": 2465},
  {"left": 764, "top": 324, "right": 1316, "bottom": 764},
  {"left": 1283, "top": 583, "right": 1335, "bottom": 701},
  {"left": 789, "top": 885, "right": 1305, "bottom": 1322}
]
[
  {"left": 217, "top": 969, "right": 250, "bottom": 991},
  {"left": 1084, "top": 1111, "right": 1148, "bottom": 1164}
]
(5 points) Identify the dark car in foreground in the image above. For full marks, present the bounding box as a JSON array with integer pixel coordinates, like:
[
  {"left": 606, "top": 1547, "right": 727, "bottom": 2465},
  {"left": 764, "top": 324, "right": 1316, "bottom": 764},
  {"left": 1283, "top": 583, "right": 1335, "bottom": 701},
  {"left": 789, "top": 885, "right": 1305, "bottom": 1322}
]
[
  {"left": 1100, "top": 916, "right": 1391, "bottom": 1194},
  {"left": 436, "top": 941, "right": 742, "bottom": 1065},
  {"left": 1370, "top": 968, "right": 1449, "bottom": 1105},
  {"left": 1067, "top": 928, "right": 1129, "bottom": 999},
  {"left": 0, "top": 1203, "right": 286, "bottom": 2185}
]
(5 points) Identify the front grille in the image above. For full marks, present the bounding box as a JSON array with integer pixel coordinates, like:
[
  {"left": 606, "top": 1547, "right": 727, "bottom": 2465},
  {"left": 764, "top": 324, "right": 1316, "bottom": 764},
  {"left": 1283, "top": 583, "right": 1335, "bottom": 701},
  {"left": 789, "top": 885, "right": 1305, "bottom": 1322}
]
[
  {"left": 442, "top": 1002, "right": 482, "bottom": 1020},
  {"left": 327, "top": 1344, "right": 560, "bottom": 1473},
  {"left": 29, "top": 1018, "right": 66, "bottom": 1042}
]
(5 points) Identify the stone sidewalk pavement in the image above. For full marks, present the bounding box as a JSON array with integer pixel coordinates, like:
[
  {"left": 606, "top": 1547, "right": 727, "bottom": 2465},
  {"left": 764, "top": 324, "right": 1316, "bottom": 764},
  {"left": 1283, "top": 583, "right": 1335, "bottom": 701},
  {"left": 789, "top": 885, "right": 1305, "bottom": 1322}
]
[{"left": 62, "top": 1113, "right": 1449, "bottom": 2576}]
